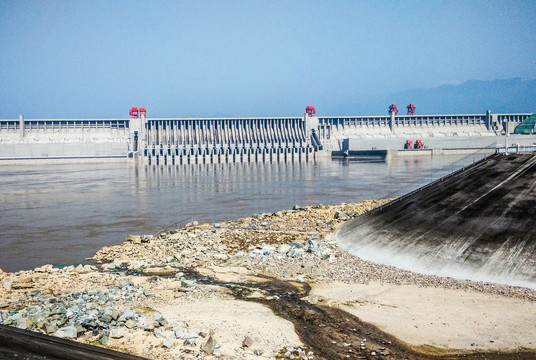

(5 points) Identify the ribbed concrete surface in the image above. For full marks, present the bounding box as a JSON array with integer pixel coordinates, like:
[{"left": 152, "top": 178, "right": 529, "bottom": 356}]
[{"left": 335, "top": 153, "right": 536, "bottom": 288}]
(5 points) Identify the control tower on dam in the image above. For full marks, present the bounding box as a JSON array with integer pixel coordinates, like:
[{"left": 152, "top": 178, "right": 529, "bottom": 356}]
[{"left": 0, "top": 107, "right": 533, "bottom": 162}]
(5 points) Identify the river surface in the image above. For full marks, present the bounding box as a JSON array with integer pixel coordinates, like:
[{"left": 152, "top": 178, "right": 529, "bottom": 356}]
[{"left": 0, "top": 154, "right": 485, "bottom": 272}]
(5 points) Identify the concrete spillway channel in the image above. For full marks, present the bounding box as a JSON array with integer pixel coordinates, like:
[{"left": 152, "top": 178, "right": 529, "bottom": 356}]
[{"left": 335, "top": 153, "right": 536, "bottom": 288}]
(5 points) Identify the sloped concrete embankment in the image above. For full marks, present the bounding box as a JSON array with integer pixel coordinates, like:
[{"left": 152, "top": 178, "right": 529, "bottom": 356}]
[{"left": 335, "top": 153, "right": 536, "bottom": 288}]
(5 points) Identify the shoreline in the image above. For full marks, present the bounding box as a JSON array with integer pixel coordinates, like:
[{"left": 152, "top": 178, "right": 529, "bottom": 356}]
[{"left": 1, "top": 199, "right": 536, "bottom": 359}]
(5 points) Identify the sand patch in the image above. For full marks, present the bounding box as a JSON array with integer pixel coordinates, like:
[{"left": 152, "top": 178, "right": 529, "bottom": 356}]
[
  {"left": 311, "top": 281, "right": 536, "bottom": 352},
  {"left": 155, "top": 299, "right": 302, "bottom": 358}
]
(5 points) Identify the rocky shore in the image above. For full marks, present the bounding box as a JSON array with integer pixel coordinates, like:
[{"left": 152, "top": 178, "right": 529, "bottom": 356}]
[{"left": 1, "top": 199, "right": 536, "bottom": 360}]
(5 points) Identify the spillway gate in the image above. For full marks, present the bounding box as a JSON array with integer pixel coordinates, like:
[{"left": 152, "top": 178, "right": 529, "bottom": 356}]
[{"left": 135, "top": 117, "right": 320, "bottom": 164}]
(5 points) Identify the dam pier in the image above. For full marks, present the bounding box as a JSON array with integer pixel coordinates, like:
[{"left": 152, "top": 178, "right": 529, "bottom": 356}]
[{"left": 0, "top": 108, "right": 534, "bottom": 163}]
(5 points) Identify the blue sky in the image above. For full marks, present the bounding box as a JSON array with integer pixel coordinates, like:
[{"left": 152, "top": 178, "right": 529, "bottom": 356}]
[{"left": 1, "top": 0, "right": 535, "bottom": 118}]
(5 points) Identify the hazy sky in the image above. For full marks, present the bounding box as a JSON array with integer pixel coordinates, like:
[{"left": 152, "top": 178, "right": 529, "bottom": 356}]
[{"left": 1, "top": 0, "right": 535, "bottom": 118}]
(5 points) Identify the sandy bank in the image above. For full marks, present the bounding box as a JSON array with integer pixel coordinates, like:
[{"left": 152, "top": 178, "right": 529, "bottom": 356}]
[{"left": 311, "top": 282, "right": 536, "bottom": 353}]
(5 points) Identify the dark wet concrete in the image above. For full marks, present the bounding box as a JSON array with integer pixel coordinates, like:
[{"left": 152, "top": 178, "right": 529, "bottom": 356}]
[{"left": 336, "top": 153, "right": 536, "bottom": 288}]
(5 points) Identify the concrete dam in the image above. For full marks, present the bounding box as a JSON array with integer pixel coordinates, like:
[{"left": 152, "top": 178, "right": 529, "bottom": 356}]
[
  {"left": 0, "top": 109, "right": 534, "bottom": 163},
  {"left": 334, "top": 153, "right": 536, "bottom": 288}
]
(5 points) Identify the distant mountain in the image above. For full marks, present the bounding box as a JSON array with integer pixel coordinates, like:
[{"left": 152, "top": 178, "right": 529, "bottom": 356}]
[{"left": 333, "top": 78, "right": 536, "bottom": 116}]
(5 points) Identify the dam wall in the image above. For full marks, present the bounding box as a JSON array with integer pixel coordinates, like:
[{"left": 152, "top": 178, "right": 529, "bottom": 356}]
[
  {"left": 0, "top": 111, "right": 532, "bottom": 162},
  {"left": 141, "top": 117, "right": 317, "bottom": 164},
  {"left": 317, "top": 112, "right": 533, "bottom": 151}
]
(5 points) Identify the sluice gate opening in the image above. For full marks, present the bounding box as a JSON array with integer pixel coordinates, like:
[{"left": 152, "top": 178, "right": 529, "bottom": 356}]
[{"left": 141, "top": 117, "right": 319, "bottom": 165}]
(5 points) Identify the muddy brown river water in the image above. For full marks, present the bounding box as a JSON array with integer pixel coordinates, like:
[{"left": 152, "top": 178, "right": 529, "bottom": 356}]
[{"left": 0, "top": 154, "right": 485, "bottom": 272}]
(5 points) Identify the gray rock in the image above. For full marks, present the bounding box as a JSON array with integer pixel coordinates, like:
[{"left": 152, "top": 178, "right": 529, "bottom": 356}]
[
  {"left": 111, "top": 308, "right": 120, "bottom": 320},
  {"left": 126, "top": 235, "right": 142, "bottom": 244},
  {"left": 181, "top": 279, "right": 196, "bottom": 288},
  {"left": 111, "top": 329, "right": 124, "bottom": 339},
  {"left": 117, "top": 309, "right": 135, "bottom": 322},
  {"left": 287, "top": 248, "right": 304, "bottom": 258},
  {"left": 277, "top": 244, "right": 291, "bottom": 254},
  {"left": 45, "top": 323, "right": 58, "bottom": 334},
  {"left": 99, "top": 314, "right": 113, "bottom": 323},
  {"left": 242, "top": 335, "right": 254, "bottom": 348},
  {"left": 99, "top": 330, "right": 109, "bottom": 345},
  {"left": 81, "top": 318, "right": 96, "bottom": 329},
  {"left": 174, "top": 327, "right": 199, "bottom": 339},
  {"left": 7, "top": 313, "right": 22, "bottom": 323},
  {"left": 201, "top": 331, "right": 216, "bottom": 355},
  {"left": 74, "top": 323, "right": 85, "bottom": 336},
  {"left": 154, "top": 328, "right": 167, "bottom": 339},
  {"left": 162, "top": 339, "right": 175, "bottom": 348},
  {"left": 15, "top": 318, "right": 29, "bottom": 330},
  {"left": 154, "top": 314, "right": 168, "bottom": 326},
  {"left": 125, "top": 319, "right": 137, "bottom": 329},
  {"left": 143, "top": 321, "right": 155, "bottom": 331},
  {"left": 307, "top": 239, "right": 319, "bottom": 249},
  {"left": 248, "top": 249, "right": 262, "bottom": 257},
  {"left": 54, "top": 325, "right": 77, "bottom": 339},
  {"left": 261, "top": 245, "right": 276, "bottom": 255}
]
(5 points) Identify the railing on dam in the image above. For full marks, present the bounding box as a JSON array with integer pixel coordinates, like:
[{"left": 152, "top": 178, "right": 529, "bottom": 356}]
[
  {"left": 142, "top": 117, "right": 316, "bottom": 164},
  {"left": 0, "top": 118, "right": 129, "bottom": 131},
  {"left": 316, "top": 112, "right": 532, "bottom": 140}
]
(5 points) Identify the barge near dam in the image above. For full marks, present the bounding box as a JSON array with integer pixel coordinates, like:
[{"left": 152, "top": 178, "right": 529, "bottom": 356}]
[
  {"left": 0, "top": 107, "right": 535, "bottom": 164},
  {"left": 335, "top": 153, "right": 536, "bottom": 288}
]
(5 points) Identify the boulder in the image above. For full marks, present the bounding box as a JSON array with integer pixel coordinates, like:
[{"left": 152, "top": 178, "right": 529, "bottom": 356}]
[
  {"left": 54, "top": 325, "right": 77, "bottom": 339},
  {"left": 154, "top": 328, "right": 167, "bottom": 339},
  {"left": 335, "top": 211, "right": 349, "bottom": 221},
  {"left": 277, "top": 244, "right": 291, "bottom": 254},
  {"left": 246, "top": 291, "right": 265, "bottom": 300},
  {"left": 242, "top": 335, "right": 254, "bottom": 348},
  {"left": 126, "top": 235, "right": 142, "bottom": 243},
  {"left": 117, "top": 309, "right": 136, "bottom": 322},
  {"left": 125, "top": 319, "right": 137, "bottom": 329},
  {"left": 34, "top": 264, "right": 53, "bottom": 273},
  {"left": 154, "top": 314, "right": 168, "bottom": 327},
  {"left": 201, "top": 331, "right": 216, "bottom": 355},
  {"left": 180, "top": 279, "right": 196, "bottom": 288},
  {"left": 174, "top": 327, "right": 199, "bottom": 339},
  {"left": 111, "top": 329, "right": 124, "bottom": 339},
  {"left": 261, "top": 245, "right": 276, "bottom": 255},
  {"left": 287, "top": 248, "right": 304, "bottom": 258}
]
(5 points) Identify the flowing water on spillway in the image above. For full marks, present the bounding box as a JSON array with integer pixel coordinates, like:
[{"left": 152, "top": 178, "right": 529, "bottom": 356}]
[
  {"left": 335, "top": 154, "right": 536, "bottom": 289},
  {"left": 0, "top": 154, "right": 487, "bottom": 272}
]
